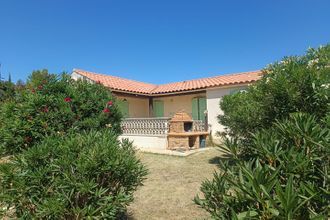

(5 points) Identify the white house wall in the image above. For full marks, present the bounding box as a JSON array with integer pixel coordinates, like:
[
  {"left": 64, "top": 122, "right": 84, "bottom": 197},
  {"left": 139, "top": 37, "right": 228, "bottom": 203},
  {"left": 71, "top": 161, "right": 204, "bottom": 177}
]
[
  {"left": 206, "top": 86, "right": 246, "bottom": 138},
  {"left": 71, "top": 72, "right": 93, "bottom": 83},
  {"left": 119, "top": 135, "right": 167, "bottom": 150}
]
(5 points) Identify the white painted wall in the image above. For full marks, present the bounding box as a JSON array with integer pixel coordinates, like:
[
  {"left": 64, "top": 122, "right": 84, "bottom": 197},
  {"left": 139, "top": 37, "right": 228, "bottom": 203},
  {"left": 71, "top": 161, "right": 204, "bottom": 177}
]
[
  {"left": 71, "top": 72, "right": 93, "bottom": 83},
  {"left": 119, "top": 135, "right": 167, "bottom": 150},
  {"left": 206, "top": 86, "right": 247, "bottom": 137}
]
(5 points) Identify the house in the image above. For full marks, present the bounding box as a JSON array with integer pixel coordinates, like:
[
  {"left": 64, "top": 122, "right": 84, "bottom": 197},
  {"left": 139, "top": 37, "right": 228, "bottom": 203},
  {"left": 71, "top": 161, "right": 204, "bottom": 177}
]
[{"left": 71, "top": 69, "right": 261, "bottom": 150}]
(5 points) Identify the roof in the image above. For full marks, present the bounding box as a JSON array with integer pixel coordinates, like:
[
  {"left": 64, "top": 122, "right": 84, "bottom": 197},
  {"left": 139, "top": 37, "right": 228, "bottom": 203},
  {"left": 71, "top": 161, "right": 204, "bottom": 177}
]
[
  {"left": 72, "top": 69, "right": 157, "bottom": 94},
  {"left": 73, "top": 68, "right": 262, "bottom": 95}
]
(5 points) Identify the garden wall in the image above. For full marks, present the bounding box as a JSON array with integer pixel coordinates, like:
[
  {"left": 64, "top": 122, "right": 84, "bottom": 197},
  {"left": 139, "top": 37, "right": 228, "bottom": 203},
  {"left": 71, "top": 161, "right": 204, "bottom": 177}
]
[{"left": 119, "top": 135, "right": 168, "bottom": 150}]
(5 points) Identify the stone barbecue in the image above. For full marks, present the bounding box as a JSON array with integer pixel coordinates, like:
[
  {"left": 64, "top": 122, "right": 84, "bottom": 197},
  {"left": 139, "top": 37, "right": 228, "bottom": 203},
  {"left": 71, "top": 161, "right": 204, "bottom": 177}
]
[{"left": 167, "top": 111, "right": 208, "bottom": 151}]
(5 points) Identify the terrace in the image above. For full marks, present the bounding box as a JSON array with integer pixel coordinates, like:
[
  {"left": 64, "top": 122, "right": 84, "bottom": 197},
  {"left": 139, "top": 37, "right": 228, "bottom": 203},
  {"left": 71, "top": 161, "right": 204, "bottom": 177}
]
[{"left": 120, "top": 115, "right": 208, "bottom": 151}]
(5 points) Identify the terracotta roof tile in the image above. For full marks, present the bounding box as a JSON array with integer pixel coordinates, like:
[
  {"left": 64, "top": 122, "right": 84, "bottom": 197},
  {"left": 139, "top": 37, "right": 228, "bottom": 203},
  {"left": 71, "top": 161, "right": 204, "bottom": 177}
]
[
  {"left": 73, "top": 69, "right": 262, "bottom": 95},
  {"left": 73, "top": 69, "right": 157, "bottom": 94},
  {"left": 151, "top": 70, "right": 261, "bottom": 94}
]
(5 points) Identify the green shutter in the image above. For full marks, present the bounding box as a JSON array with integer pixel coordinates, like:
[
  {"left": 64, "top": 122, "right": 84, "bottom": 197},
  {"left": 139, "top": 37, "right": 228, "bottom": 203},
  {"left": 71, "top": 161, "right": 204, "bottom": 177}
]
[
  {"left": 153, "top": 100, "right": 164, "bottom": 117},
  {"left": 198, "top": 97, "right": 207, "bottom": 122},
  {"left": 118, "top": 100, "right": 129, "bottom": 117},
  {"left": 192, "top": 97, "right": 207, "bottom": 121},
  {"left": 192, "top": 98, "right": 199, "bottom": 120}
]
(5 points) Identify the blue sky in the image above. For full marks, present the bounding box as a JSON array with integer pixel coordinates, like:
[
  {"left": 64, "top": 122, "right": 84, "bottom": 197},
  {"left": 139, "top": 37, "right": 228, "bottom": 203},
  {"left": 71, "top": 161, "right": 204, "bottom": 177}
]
[{"left": 0, "top": 0, "right": 329, "bottom": 83}]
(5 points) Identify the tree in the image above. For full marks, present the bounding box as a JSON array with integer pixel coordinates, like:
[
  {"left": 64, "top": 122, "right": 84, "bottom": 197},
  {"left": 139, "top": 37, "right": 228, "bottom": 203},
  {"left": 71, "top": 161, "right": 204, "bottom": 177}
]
[
  {"left": 0, "top": 129, "right": 147, "bottom": 219},
  {"left": 0, "top": 69, "right": 147, "bottom": 218},
  {"left": 0, "top": 81, "right": 15, "bottom": 102},
  {"left": 26, "top": 69, "right": 53, "bottom": 87},
  {"left": 0, "top": 70, "right": 122, "bottom": 155},
  {"left": 15, "top": 79, "right": 25, "bottom": 86},
  {"left": 195, "top": 45, "right": 330, "bottom": 219}
]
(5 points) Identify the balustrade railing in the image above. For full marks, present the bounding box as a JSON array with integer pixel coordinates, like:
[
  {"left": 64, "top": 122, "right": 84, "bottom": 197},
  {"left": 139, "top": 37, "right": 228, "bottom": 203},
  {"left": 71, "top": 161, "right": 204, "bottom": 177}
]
[
  {"left": 193, "top": 120, "right": 206, "bottom": 132},
  {"left": 121, "top": 117, "right": 171, "bottom": 136},
  {"left": 121, "top": 118, "right": 207, "bottom": 136}
]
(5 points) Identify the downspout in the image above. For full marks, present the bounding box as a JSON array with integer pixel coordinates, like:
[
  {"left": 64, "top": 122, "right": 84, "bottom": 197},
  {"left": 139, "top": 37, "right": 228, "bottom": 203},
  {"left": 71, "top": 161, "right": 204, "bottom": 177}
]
[{"left": 149, "top": 97, "right": 153, "bottom": 117}]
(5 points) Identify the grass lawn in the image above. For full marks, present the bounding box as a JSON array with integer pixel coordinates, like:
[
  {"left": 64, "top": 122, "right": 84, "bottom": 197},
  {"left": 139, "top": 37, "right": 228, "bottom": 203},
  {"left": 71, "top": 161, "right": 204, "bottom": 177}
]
[{"left": 127, "top": 148, "right": 222, "bottom": 220}]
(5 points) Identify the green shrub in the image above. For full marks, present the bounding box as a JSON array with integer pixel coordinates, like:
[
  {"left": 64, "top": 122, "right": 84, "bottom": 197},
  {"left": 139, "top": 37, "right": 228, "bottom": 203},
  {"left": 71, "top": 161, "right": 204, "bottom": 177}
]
[
  {"left": 196, "top": 45, "right": 330, "bottom": 219},
  {"left": 0, "top": 130, "right": 147, "bottom": 219},
  {"left": 219, "top": 45, "right": 330, "bottom": 139},
  {"left": 0, "top": 81, "right": 15, "bottom": 103},
  {"left": 26, "top": 69, "right": 53, "bottom": 88},
  {"left": 196, "top": 114, "right": 329, "bottom": 219},
  {"left": 0, "top": 71, "right": 122, "bottom": 155}
]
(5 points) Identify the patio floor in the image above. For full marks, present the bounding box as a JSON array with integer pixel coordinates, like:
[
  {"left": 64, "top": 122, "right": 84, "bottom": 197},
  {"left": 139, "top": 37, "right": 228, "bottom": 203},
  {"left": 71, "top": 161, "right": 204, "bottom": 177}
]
[
  {"left": 137, "top": 147, "right": 213, "bottom": 156},
  {"left": 127, "top": 147, "right": 223, "bottom": 220}
]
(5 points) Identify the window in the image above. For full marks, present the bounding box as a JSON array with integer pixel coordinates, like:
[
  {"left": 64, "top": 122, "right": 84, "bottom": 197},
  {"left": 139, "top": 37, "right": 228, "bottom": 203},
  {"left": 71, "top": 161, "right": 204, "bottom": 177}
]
[
  {"left": 153, "top": 100, "right": 164, "bottom": 117},
  {"left": 118, "top": 99, "right": 129, "bottom": 117},
  {"left": 192, "top": 97, "right": 206, "bottom": 122}
]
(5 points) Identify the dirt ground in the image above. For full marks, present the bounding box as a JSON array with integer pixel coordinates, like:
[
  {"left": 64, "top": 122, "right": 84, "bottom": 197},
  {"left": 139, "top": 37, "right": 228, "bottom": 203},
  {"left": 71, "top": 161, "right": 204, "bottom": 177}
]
[{"left": 127, "top": 148, "right": 222, "bottom": 220}]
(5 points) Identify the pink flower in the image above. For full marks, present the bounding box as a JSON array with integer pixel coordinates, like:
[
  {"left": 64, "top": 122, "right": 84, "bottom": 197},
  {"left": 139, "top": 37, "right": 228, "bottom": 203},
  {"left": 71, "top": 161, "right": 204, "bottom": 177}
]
[
  {"left": 42, "top": 107, "right": 49, "bottom": 113},
  {"left": 64, "top": 97, "right": 72, "bottom": 102},
  {"left": 38, "top": 85, "right": 43, "bottom": 90},
  {"left": 103, "top": 108, "right": 110, "bottom": 113},
  {"left": 31, "top": 89, "right": 36, "bottom": 93},
  {"left": 24, "top": 136, "right": 33, "bottom": 143},
  {"left": 107, "top": 101, "right": 113, "bottom": 106}
]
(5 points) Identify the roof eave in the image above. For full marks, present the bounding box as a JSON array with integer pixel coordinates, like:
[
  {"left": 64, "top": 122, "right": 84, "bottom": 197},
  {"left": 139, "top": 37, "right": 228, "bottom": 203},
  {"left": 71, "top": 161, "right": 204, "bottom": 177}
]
[
  {"left": 72, "top": 69, "right": 260, "bottom": 96},
  {"left": 111, "top": 81, "right": 256, "bottom": 97}
]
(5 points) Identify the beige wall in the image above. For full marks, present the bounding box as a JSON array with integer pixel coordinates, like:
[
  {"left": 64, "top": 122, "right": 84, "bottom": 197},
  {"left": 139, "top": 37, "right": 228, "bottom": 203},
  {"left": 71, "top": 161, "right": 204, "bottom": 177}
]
[
  {"left": 153, "top": 92, "right": 206, "bottom": 117},
  {"left": 71, "top": 73, "right": 149, "bottom": 118},
  {"left": 116, "top": 95, "right": 149, "bottom": 118},
  {"left": 116, "top": 92, "right": 206, "bottom": 118}
]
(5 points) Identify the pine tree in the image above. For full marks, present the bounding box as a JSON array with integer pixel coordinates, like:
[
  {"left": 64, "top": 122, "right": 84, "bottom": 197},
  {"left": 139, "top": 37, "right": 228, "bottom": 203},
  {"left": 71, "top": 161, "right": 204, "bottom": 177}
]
[{"left": 8, "top": 73, "right": 12, "bottom": 83}]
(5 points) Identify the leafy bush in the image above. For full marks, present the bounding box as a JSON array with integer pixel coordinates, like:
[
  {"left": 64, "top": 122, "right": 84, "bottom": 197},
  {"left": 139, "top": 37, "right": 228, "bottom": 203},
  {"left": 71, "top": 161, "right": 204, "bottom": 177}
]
[
  {"left": 0, "top": 81, "right": 15, "bottom": 102},
  {"left": 196, "top": 114, "right": 329, "bottom": 219},
  {"left": 0, "top": 130, "right": 147, "bottom": 219},
  {"left": 0, "top": 70, "right": 122, "bottom": 155},
  {"left": 196, "top": 45, "right": 330, "bottom": 219},
  {"left": 26, "top": 69, "right": 52, "bottom": 88},
  {"left": 219, "top": 45, "right": 330, "bottom": 138}
]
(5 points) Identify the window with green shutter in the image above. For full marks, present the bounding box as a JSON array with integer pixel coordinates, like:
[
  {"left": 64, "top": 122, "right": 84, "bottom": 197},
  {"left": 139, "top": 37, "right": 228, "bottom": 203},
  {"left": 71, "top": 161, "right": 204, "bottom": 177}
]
[
  {"left": 153, "top": 100, "right": 164, "bottom": 117},
  {"left": 118, "top": 99, "right": 129, "bottom": 118},
  {"left": 192, "top": 97, "right": 207, "bottom": 122},
  {"left": 192, "top": 98, "right": 199, "bottom": 120}
]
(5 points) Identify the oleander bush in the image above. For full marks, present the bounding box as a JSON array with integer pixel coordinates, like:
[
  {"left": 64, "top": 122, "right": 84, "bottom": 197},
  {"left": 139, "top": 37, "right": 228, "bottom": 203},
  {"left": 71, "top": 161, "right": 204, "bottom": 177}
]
[
  {"left": 196, "top": 114, "right": 330, "bottom": 219},
  {"left": 195, "top": 45, "right": 330, "bottom": 219},
  {"left": 0, "top": 81, "right": 15, "bottom": 103},
  {"left": 219, "top": 45, "right": 330, "bottom": 139},
  {"left": 0, "top": 130, "right": 148, "bottom": 219},
  {"left": 0, "top": 70, "right": 122, "bottom": 155}
]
